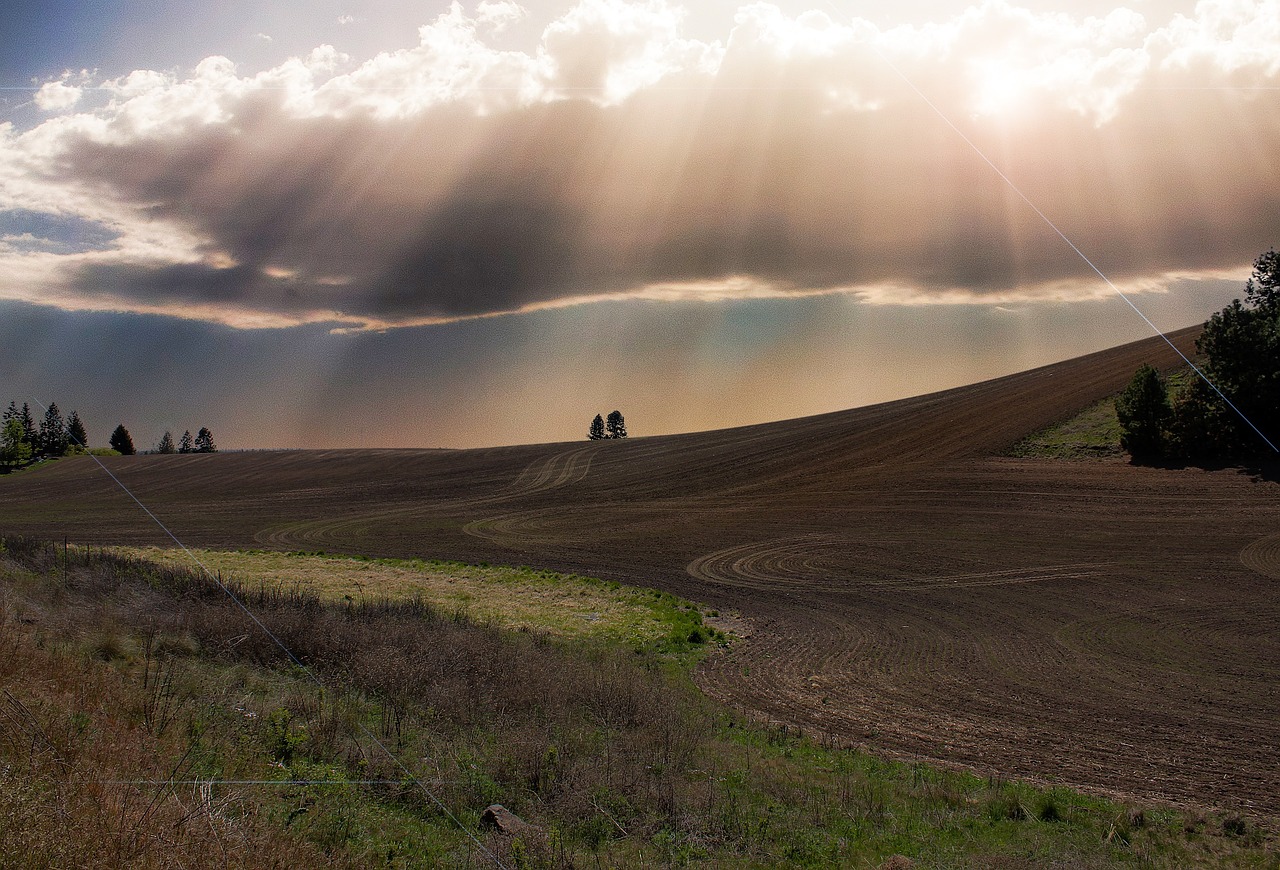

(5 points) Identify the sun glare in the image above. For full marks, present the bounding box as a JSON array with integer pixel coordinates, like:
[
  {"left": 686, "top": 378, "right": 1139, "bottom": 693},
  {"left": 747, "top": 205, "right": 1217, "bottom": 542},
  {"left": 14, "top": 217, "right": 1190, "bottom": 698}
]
[{"left": 972, "top": 60, "right": 1027, "bottom": 117}]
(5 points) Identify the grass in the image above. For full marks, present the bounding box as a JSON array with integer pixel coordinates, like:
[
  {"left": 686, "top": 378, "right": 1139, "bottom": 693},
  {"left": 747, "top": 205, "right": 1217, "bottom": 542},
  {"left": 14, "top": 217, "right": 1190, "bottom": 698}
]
[
  {"left": 2, "top": 536, "right": 1276, "bottom": 867},
  {"left": 1009, "top": 367, "right": 1196, "bottom": 460},
  {"left": 107, "top": 546, "right": 726, "bottom": 663}
]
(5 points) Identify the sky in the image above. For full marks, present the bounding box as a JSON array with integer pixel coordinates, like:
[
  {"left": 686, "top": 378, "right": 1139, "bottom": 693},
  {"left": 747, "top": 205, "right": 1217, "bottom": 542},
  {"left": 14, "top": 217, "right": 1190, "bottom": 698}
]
[{"left": 1, "top": 0, "right": 1277, "bottom": 449}]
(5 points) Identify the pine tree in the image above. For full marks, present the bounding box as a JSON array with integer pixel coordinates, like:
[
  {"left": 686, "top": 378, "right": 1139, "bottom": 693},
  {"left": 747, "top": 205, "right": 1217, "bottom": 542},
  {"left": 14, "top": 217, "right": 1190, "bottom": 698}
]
[
  {"left": 1116, "top": 365, "right": 1171, "bottom": 460},
  {"left": 194, "top": 427, "right": 217, "bottom": 453},
  {"left": 109, "top": 424, "right": 135, "bottom": 455},
  {"left": 1, "top": 419, "right": 31, "bottom": 469},
  {"left": 19, "top": 403, "right": 36, "bottom": 446},
  {"left": 588, "top": 414, "right": 606, "bottom": 440},
  {"left": 2, "top": 404, "right": 22, "bottom": 449},
  {"left": 156, "top": 431, "right": 176, "bottom": 454},
  {"left": 178, "top": 430, "right": 193, "bottom": 453},
  {"left": 605, "top": 410, "right": 627, "bottom": 439},
  {"left": 66, "top": 411, "right": 88, "bottom": 449},
  {"left": 38, "top": 403, "right": 68, "bottom": 457}
]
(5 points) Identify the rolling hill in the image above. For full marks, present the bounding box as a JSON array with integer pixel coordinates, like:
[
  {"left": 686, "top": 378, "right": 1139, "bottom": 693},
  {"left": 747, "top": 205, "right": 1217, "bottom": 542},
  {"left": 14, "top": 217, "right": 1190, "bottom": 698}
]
[{"left": 4, "top": 323, "right": 1280, "bottom": 817}]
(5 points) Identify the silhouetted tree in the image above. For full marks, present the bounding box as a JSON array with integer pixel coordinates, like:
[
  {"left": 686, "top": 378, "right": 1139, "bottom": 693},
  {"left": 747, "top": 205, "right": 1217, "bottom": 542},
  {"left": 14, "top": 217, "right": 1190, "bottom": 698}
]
[
  {"left": 66, "top": 410, "right": 88, "bottom": 449},
  {"left": 1116, "top": 364, "right": 1171, "bottom": 460},
  {"left": 1245, "top": 247, "right": 1280, "bottom": 309},
  {"left": 1, "top": 419, "right": 32, "bottom": 469},
  {"left": 109, "top": 424, "right": 135, "bottom": 455},
  {"left": 156, "top": 431, "right": 176, "bottom": 454},
  {"left": 1168, "top": 378, "right": 1228, "bottom": 459},
  {"left": 1187, "top": 249, "right": 1280, "bottom": 454},
  {"left": 194, "top": 427, "right": 217, "bottom": 453},
  {"left": 605, "top": 410, "right": 627, "bottom": 439},
  {"left": 37, "top": 403, "right": 68, "bottom": 457},
  {"left": 178, "top": 430, "right": 193, "bottom": 454},
  {"left": 588, "top": 414, "right": 606, "bottom": 440},
  {"left": 19, "top": 403, "right": 36, "bottom": 446}
]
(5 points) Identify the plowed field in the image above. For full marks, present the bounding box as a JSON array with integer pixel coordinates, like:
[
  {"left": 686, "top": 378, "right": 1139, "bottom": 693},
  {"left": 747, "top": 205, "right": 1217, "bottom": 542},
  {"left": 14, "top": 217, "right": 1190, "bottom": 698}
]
[{"left": 5, "top": 325, "right": 1279, "bottom": 817}]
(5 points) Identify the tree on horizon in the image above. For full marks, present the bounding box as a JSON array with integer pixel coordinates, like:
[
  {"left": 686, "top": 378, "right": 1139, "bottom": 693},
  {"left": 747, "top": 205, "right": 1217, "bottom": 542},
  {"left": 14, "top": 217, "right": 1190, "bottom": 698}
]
[
  {"left": 178, "top": 430, "right": 193, "bottom": 453},
  {"left": 38, "top": 403, "right": 68, "bottom": 458},
  {"left": 588, "top": 414, "right": 606, "bottom": 440},
  {"left": 109, "top": 424, "right": 135, "bottom": 456},
  {"left": 2, "top": 403, "right": 24, "bottom": 448},
  {"left": 1118, "top": 248, "right": 1280, "bottom": 461},
  {"left": 1190, "top": 248, "right": 1280, "bottom": 452},
  {"left": 156, "top": 431, "right": 176, "bottom": 454},
  {"left": 1, "top": 419, "right": 32, "bottom": 469},
  {"left": 606, "top": 410, "right": 627, "bottom": 439},
  {"left": 19, "top": 403, "right": 36, "bottom": 446},
  {"left": 66, "top": 410, "right": 88, "bottom": 449},
  {"left": 194, "top": 427, "right": 217, "bottom": 453}
]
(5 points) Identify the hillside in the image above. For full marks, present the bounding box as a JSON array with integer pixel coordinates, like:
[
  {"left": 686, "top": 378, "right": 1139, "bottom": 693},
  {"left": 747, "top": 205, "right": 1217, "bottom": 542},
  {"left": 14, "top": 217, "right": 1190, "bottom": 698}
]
[{"left": 5, "top": 324, "right": 1280, "bottom": 819}]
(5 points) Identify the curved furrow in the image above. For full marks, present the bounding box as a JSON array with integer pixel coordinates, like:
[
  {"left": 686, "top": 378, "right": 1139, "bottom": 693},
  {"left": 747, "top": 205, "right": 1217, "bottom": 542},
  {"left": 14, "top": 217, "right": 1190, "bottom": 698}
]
[
  {"left": 686, "top": 536, "right": 1111, "bottom": 594},
  {"left": 1240, "top": 531, "right": 1280, "bottom": 579},
  {"left": 253, "top": 446, "right": 604, "bottom": 551}
]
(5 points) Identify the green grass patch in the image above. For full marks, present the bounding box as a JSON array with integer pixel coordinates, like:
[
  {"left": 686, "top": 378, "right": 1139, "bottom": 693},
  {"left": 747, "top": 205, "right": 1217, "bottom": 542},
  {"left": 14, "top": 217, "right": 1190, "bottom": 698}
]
[
  {"left": 109, "top": 546, "right": 728, "bottom": 666},
  {"left": 1009, "top": 367, "right": 1195, "bottom": 460}
]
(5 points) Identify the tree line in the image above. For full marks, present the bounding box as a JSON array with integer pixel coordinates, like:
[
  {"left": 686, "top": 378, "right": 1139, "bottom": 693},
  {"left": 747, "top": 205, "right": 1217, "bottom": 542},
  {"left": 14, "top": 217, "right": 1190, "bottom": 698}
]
[
  {"left": 1, "top": 401, "right": 217, "bottom": 471},
  {"left": 1117, "top": 249, "right": 1280, "bottom": 461},
  {"left": 588, "top": 410, "right": 628, "bottom": 440},
  {"left": 155, "top": 428, "right": 217, "bottom": 455}
]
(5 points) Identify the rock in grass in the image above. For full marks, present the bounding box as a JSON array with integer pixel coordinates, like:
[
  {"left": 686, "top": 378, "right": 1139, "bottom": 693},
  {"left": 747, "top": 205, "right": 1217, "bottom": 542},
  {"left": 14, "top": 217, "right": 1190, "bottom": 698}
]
[{"left": 481, "top": 805, "right": 533, "bottom": 836}]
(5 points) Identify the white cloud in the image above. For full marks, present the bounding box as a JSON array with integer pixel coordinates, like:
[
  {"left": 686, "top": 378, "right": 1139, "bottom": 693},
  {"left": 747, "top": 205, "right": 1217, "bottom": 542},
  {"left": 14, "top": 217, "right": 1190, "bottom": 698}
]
[
  {"left": 476, "top": 1, "right": 527, "bottom": 31},
  {"left": 34, "top": 80, "right": 83, "bottom": 111},
  {"left": 255, "top": 32, "right": 273, "bottom": 43},
  {"left": 539, "top": 0, "right": 721, "bottom": 102},
  {"left": 338, "top": 14, "right": 355, "bottom": 25}
]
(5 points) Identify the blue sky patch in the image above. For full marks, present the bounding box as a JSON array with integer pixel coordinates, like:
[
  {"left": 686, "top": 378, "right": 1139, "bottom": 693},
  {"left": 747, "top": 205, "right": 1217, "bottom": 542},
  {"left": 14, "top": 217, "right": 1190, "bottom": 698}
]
[{"left": 0, "top": 209, "right": 119, "bottom": 254}]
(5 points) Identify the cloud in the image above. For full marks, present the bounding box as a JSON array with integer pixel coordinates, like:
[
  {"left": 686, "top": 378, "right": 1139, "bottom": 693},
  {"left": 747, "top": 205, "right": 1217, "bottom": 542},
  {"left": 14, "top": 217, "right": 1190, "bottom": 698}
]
[
  {"left": 34, "top": 80, "right": 83, "bottom": 111},
  {"left": 476, "top": 1, "right": 526, "bottom": 31},
  {"left": 2, "top": 0, "right": 1280, "bottom": 331},
  {"left": 337, "top": 14, "right": 355, "bottom": 25},
  {"left": 255, "top": 32, "right": 273, "bottom": 43}
]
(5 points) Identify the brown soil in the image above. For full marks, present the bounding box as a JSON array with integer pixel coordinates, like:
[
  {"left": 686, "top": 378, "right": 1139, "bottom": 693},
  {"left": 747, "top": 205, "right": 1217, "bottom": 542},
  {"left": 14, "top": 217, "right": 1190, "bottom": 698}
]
[{"left": 4, "top": 325, "right": 1279, "bottom": 817}]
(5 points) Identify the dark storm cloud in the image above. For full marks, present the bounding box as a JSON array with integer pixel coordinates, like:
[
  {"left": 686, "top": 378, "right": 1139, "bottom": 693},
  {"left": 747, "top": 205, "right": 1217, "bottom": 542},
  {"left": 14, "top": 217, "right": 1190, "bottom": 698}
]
[
  {"left": 16, "top": 1, "right": 1280, "bottom": 328},
  {"left": 59, "top": 74, "right": 1280, "bottom": 325}
]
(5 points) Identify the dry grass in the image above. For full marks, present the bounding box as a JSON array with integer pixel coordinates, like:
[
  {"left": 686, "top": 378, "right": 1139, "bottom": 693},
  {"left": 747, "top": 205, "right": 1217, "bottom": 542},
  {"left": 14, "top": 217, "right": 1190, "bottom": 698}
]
[
  {"left": 3, "top": 536, "right": 1276, "bottom": 867},
  {"left": 108, "top": 546, "right": 694, "bottom": 648}
]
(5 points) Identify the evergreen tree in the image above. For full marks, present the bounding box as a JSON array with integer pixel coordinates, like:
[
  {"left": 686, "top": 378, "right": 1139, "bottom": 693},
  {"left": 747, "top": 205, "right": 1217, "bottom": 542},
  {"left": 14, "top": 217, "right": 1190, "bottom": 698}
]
[
  {"left": 66, "top": 410, "right": 88, "bottom": 449},
  {"left": 605, "top": 410, "right": 627, "bottom": 439},
  {"left": 109, "top": 424, "right": 136, "bottom": 455},
  {"left": 1168, "top": 378, "right": 1228, "bottom": 459},
  {"left": 156, "top": 431, "right": 176, "bottom": 454},
  {"left": 19, "top": 403, "right": 36, "bottom": 446},
  {"left": 1244, "top": 248, "right": 1280, "bottom": 309},
  {"left": 1116, "top": 365, "right": 1171, "bottom": 460},
  {"left": 2, "top": 402, "right": 19, "bottom": 431},
  {"left": 1, "top": 419, "right": 32, "bottom": 469},
  {"left": 38, "top": 403, "right": 68, "bottom": 457},
  {"left": 178, "top": 430, "right": 193, "bottom": 453},
  {"left": 588, "top": 414, "right": 606, "bottom": 440},
  {"left": 1159, "top": 249, "right": 1280, "bottom": 458},
  {"left": 1191, "top": 251, "right": 1280, "bottom": 453},
  {"left": 194, "top": 427, "right": 217, "bottom": 453}
]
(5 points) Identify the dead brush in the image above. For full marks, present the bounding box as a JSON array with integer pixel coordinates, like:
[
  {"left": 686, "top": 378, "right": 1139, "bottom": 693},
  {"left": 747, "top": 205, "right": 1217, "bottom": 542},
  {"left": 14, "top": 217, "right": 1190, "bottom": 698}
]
[
  {"left": 139, "top": 632, "right": 186, "bottom": 737},
  {"left": 0, "top": 624, "right": 331, "bottom": 867}
]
